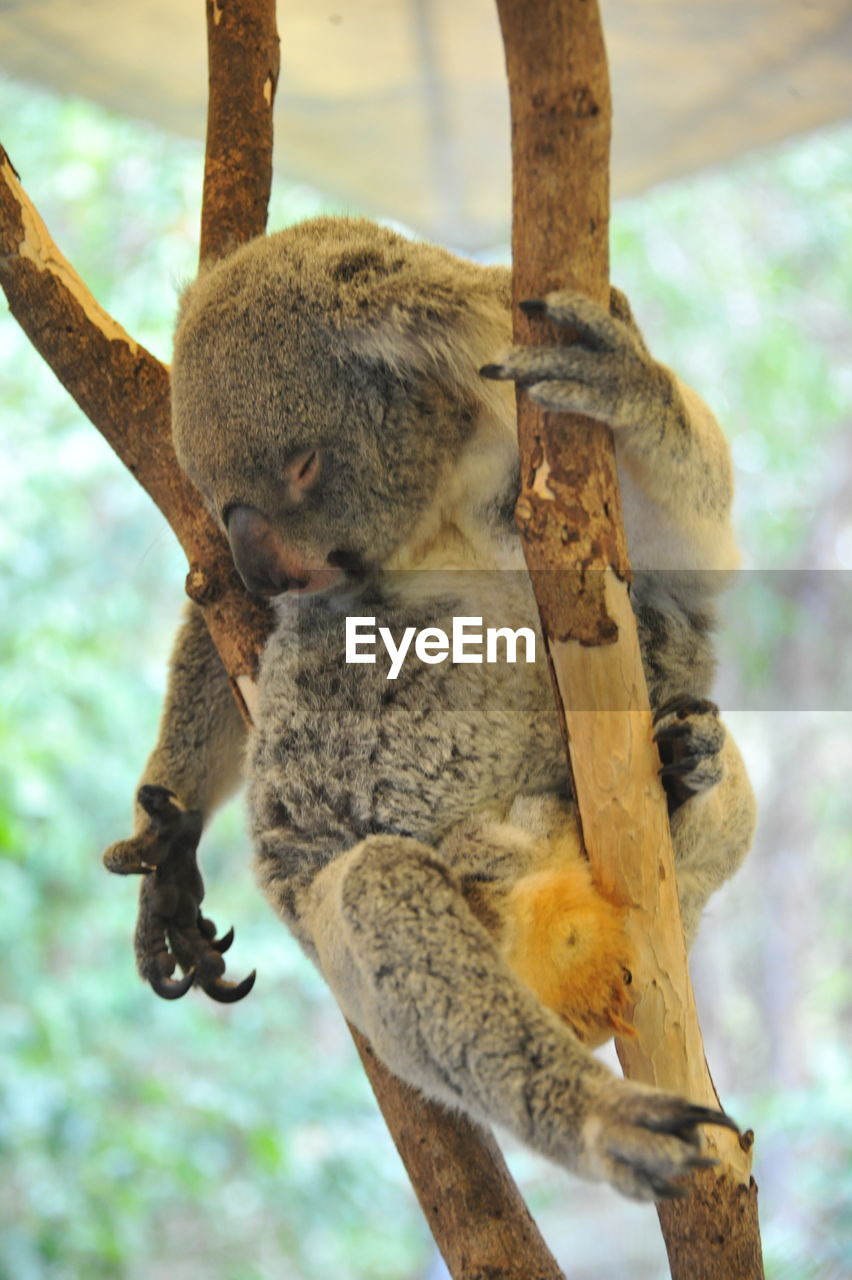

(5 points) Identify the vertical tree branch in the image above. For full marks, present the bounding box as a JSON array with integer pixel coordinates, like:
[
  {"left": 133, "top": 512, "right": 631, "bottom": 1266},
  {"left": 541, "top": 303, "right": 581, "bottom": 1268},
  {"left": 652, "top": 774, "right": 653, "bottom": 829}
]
[
  {"left": 494, "top": 2, "right": 763, "bottom": 1277},
  {"left": 200, "top": 0, "right": 281, "bottom": 263}
]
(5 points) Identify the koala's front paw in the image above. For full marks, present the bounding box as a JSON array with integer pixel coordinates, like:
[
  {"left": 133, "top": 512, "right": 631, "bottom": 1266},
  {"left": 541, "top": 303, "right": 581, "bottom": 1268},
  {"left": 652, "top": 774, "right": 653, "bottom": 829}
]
[
  {"left": 654, "top": 696, "right": 725, "bottom": 815},
  {"left": 104, "top": 786, "right": 255, "bottom": 1004},
  {"left": 480, "top": 289, "right": 684, "bottom": 434},
  {"left": 580, "top": 1079, "right": 738, "bottom": 1201}
]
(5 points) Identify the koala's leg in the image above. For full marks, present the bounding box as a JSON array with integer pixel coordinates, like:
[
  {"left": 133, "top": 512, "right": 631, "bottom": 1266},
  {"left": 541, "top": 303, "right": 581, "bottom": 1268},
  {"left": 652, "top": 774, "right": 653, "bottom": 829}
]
[
  {"left": 654, "top": 699, "right": 756, "bottom": 947},
  {"left": 104, "top": 604, "right": 252, "bottom": 1001},
  {"left": 669, "top": 729, "right": 756, "bottom": 949},
  {"left": 272, "top": 832, "right": 736, "bottom": 1201}
]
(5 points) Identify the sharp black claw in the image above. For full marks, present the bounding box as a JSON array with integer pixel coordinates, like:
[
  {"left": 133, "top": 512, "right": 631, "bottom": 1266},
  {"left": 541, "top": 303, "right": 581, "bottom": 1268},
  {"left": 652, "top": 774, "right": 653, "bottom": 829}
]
[
  {"left": 203, "top": 969, "right": 257, "bottom": 1004},
  {"left": 149, "top": 967, "right": 195, "bottom": 1000},
  {"left": 654, "top": 1104, "right": 740, "bottom": 1139},
  {"left": 653, "top": 721, "right": 691, "bottom": 743},
  {"left": 653, "top": 1177, "right": 690, "bottom": 1201},
  {"left": 653, "top": 695, "right": 718, "bottom": 724},
  {"left": 211, "top": 926, "right": 235, "bottom": 954},
  {"left": 479, "top": 363, "right": 505, "bottom": 380},
  {"left": 693, "top": 1107, "right": 740, "bottom": 1134},
  {"left": 687, "top": 1155, "right": 721, "bottom": 1171}
]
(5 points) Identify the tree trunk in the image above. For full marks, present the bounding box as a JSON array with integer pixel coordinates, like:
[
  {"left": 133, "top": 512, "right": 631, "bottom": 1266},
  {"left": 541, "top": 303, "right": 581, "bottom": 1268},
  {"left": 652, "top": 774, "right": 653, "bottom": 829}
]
[{"left": 494, "top": 2, "right": 763, "bottom": 1276}]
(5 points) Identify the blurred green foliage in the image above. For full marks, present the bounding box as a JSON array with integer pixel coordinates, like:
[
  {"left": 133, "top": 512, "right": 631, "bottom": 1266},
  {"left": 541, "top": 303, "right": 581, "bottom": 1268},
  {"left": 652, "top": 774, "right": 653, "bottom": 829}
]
[{"left": 1, "top": 69, "right": 850, "bottom": 1280}]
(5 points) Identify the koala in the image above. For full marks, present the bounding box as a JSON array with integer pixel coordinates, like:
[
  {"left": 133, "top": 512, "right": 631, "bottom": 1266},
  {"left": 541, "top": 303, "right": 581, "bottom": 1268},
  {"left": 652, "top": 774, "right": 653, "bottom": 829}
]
[{"left": 104, "top": 216, "right": 756, "bottom": 1202}]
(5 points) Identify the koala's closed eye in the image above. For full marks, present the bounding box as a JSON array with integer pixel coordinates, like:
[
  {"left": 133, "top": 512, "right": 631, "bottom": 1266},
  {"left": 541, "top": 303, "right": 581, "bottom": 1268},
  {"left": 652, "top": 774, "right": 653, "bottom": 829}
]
[{"left": 286, "top": 448, "right": 321, "bottom": 496}]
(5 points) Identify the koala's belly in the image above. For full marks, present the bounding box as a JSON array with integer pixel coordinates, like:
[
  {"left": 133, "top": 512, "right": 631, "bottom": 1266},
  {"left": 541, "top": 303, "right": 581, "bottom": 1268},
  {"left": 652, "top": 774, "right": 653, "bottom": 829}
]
[{"left": 247, "top": 601, "right": 567, "bottom": 859}]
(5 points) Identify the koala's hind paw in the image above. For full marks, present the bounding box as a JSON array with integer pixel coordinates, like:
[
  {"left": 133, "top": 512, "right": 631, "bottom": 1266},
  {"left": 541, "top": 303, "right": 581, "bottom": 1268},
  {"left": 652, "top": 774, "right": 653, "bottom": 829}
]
[
  {"left": 654, "top": 696, "right": 725, "bottom": 815},
  {"left": 582, "top": 1081, "right": 738, "bottom": 1201},
  {"left": 104, "top": 785, "right": 256, "bottom": 1004}
]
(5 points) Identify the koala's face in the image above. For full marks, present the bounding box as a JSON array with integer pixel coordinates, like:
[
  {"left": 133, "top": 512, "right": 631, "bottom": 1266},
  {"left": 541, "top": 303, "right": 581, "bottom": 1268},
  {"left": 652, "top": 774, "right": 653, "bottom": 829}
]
[{"left": 171, "top": 226, "right": 484, "bottom": 598}]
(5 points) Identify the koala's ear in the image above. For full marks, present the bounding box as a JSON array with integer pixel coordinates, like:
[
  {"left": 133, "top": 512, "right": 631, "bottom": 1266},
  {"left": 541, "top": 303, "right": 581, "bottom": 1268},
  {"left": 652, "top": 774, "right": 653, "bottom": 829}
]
[
  {"left": 301, "top": 222, "right": 512, "bottom": 397},
  {"left": 344, "top": 275, "right": 511, "bottom": 398},
  {"left": 345, "top": 287, "right": 511, "bottom": 400}
]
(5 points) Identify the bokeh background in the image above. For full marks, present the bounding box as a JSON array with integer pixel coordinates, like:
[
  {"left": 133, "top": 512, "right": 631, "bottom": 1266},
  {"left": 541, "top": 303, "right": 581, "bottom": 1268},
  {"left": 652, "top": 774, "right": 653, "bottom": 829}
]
[{"left": 1, "top": 71, "right": 850, "bottom": 1280}]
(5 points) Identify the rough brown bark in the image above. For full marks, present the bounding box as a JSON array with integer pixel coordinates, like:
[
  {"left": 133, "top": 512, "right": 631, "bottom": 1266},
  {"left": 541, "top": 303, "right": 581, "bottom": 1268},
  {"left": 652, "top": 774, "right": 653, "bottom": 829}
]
[
  {"left": 494, "top": 1, "right": 763, "bottom": 1276},
  {"left": 657, "top": 1144, "right": 764, "bottom": 1280},
  {"left": 354, "top": 1035, "right": 566, "bottom": 1280},
  {"left": 0, "top": 3, "right": 566, "bottom": 1275},
  {"left": 0, "top": 147, "right": 268, "bottom": 719},
  {"left": 200, "top": 0, "right": 280, "bottom": 264}
]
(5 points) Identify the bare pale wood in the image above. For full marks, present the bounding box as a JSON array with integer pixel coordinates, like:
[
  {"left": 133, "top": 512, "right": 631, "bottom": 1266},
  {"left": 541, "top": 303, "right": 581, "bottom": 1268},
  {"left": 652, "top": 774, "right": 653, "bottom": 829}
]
[{"left": 495, "top": 1, "right": 762, "bottom": 1275}]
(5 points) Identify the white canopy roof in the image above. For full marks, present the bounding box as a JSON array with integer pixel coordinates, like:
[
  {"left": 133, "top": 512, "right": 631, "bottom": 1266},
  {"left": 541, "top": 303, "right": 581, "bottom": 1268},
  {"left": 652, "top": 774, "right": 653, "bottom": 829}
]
[{"left": 1, "top": 0, "right": 850, "bottom": 249}]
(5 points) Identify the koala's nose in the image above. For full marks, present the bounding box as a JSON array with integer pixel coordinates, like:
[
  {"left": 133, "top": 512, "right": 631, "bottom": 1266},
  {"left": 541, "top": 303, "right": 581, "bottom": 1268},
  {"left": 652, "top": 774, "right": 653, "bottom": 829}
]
[{"left": 225, "top": 504, "right": 308, "bottom": 596}]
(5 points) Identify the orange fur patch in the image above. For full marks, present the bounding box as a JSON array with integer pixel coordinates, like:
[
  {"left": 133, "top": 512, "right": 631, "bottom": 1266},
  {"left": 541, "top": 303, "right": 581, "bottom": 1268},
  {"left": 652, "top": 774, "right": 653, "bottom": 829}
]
[{"left": 501, "top": 861, "right": 635, "bottom": 1047}]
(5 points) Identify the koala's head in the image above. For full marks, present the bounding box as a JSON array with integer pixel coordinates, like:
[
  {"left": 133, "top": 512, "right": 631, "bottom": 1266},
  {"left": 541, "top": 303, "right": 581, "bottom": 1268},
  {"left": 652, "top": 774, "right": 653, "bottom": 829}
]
[{"left": 171, "top": 217, "right": 511, "bottom": 598}]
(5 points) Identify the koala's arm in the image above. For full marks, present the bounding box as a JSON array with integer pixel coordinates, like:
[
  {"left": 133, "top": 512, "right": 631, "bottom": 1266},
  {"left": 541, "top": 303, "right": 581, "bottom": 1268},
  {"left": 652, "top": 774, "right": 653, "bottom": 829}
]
[
  {"left": 483, "top": 287, "right": 739, "bottom": 575},
  {"left": 138, "top": 603, "right": 246, "bottom": 823},
  {"left": 103, "top": 605, "right": 253, "bottom": 1001},
  {"left": 115, "top": 604, "right": 246, "bottom": 848}
]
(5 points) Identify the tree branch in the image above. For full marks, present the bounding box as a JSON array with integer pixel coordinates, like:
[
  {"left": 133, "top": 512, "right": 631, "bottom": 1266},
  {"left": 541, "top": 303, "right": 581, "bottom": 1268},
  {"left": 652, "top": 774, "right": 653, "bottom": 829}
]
[
  {"left": 0, "top": 145, "right": 268, "bottom": 716},
  {"left": 0, "top": 1, "right": 565, "bottom": 1273},
  {"left": 494, "top": 2, "right": 762, "bottom": 1276},
  {"left": 200, "top": 0, "right": 280, "bottom": 263}
]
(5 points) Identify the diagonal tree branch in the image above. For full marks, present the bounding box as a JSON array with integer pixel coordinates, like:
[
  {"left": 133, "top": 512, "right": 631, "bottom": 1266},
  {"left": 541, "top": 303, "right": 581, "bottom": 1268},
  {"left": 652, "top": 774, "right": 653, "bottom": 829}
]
[
  {"left": 0, "top": 145, "right": 269, "bottom": 713},
  {"left": 0, "top": 2, "right": 565, "bottom": 1274},
  {"left": 495, "top": 2, "right": 763, "bottom": 1277}
]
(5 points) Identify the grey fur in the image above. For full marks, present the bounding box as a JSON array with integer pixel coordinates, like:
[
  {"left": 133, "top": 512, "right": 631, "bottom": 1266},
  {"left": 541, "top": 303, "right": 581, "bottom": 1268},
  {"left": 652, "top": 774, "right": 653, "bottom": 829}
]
[{"left": 111, "top": 216, "right": 756, "bottom": 1201}]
